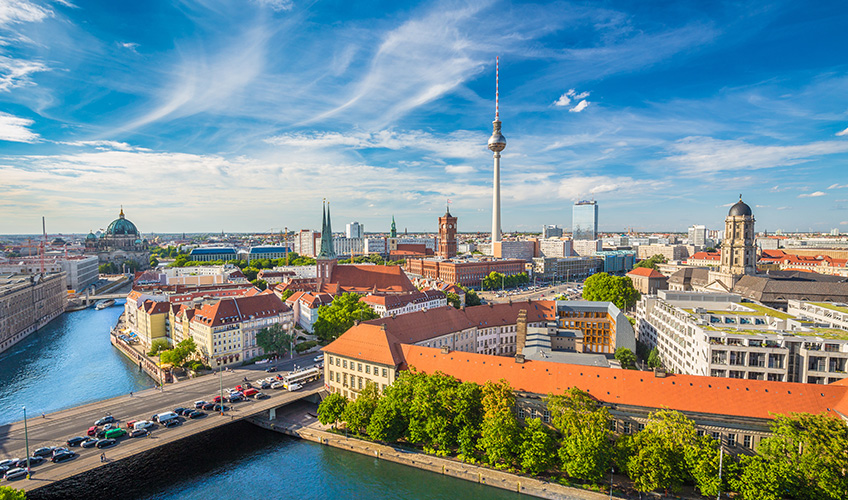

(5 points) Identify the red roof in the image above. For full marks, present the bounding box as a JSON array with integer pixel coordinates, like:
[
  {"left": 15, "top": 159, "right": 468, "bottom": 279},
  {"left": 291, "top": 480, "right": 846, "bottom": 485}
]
[
  {"left": 401, "top": 345, "right": 848, "bottom": 422},
  {"left": 330, "top": 264, "right": 417, "bottom": 294},
  {"left": 191, "top": 292, "right": 290, "bottom": 327},
  {"left": 627, "top": 267, "right": 666, "bottom": 278},
  {"left": 690, "top": 251, "right": 721, "bottom": 261}
]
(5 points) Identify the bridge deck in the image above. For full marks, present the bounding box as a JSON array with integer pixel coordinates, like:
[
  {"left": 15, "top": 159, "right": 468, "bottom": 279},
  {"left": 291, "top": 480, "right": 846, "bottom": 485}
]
[{"left": 0, "top": 367, "right": 322, "bottom": 492}]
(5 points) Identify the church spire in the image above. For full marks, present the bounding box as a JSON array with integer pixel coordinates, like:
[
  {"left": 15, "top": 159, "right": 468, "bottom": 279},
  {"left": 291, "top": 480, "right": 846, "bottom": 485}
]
[
  {"left": 390, "top": 215, "right": 397, "bottom": 238},
  {"left": 317, "top": 200, "right": 336, "bottom": 259}
]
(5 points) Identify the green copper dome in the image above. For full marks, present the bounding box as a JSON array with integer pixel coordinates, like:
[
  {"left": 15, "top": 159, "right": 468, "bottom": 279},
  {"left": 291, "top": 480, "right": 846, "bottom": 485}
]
[
  {"left": 105, "top": 208, "right": 139, "bottom": 236},
  {"left": 86, "top": 230, "right": 96, "bottom": 240}
]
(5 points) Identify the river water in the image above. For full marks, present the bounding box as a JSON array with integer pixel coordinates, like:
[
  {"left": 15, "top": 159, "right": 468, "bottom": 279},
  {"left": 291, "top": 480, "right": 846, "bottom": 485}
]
[{"left": 6, "top": 305, "right": 522, "bottom": 500}]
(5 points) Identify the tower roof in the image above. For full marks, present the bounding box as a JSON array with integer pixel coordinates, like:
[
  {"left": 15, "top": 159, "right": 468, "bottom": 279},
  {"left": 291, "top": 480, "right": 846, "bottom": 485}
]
[
  {"left": 728, "top": 195, "right": 753, "bottom": 217},
  {"left": 317, "top": 201, "right": 336, "bottom": 259}
]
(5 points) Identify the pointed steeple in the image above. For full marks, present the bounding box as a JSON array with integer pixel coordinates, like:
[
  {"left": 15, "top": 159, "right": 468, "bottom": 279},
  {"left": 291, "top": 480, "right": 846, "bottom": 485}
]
[
  {"left": 390, "top": 215, "right": 397, "bottom": 238},
  {"left": 317, "top": 200, "right": 336, "bottom": 259}
]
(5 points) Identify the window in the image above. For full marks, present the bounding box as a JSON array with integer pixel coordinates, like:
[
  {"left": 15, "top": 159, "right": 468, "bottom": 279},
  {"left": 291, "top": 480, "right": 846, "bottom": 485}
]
[
  {"left": 711, "top": 431, "right": 721, "bottom": 441},
  {"left": 365, "top": 365, "right": 370, "bottom": 374},
  {"left": 609, "top": 420, "right": 617, "bottom": 432},
  {"left": 743, "top": 435, "right": 751, "bottom": 448},
  {"left": 358, "top": 363, "right": 363, "bottom": 372},
  {"left": 382, "top": 368, "right": 388, "bottom": 378},
  {"left": 727, "top": 433, "right": 736, "bottom": 447},
  {"left": 517, "top": 408, "right": 525, "bottom": 419},
  {"left": 623, "top": 421, "right": 631, "bottom": 434},
  {"left": 543, "top": 410, "right": 550, "bottom": 423},
  {"left": 343, "top": 360, "right": 347, "bottom": 369},
  {"left": 358, "top": 377, "right": 363, "bottom": 389},
  {"left": 335, "top": 358, "right": 340, "bottom": 366},
  {"left": 638, "top": 423, "right": 645, "bottom": 432}
]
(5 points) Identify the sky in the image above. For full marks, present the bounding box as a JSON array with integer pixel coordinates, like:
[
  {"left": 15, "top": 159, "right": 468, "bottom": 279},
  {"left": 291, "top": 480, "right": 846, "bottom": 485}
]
[{"left": 1, "top": 0, "right": 848, "bottom": 236}]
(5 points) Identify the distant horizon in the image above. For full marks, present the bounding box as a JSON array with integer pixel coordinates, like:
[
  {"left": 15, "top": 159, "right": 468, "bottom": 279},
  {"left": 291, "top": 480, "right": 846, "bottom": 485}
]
[{"left": 1, "top": 1, "right": 847, "bottom": 234}]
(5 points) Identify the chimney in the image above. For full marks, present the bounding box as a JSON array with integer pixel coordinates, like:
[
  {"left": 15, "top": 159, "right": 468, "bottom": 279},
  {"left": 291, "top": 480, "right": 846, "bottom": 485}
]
[
  {"left": 516, "top": 309, "right": 528, "bottom": 356},
  {"left": 353, "top": 319, "right": 360, "bottom": 326},
  {"left": 515, "top": 354, "right": 525, "bottom": 364},
  {"left": 380, "top": 324, "right": 386, "bottom": 332},
  {"left": 441, "top": 345, "right": 450, "bottom": 354}
]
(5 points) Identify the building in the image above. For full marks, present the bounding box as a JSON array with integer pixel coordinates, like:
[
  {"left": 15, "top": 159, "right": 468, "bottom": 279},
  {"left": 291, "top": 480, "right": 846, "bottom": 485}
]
[
  {"left": 688, "top": 224, "right": 708, "bottom": 248},
  {"left": 530, "top": 256, "right": 602, "bottom": 283},
  {"left": 539, "top": 238, "right": 572, "bottom": 258},
  {"left": 405, "top": 258, "right": 526, "bottom": 288},
  {"left": 572, "top": 239, "right": 602, "bottom": 257},
  {"left": 360, "top": 289, "right": 447, "bottom": 318},
  {"left": 294, "top": 230, "right": 321, "bottom": 257},
  {"left": 188, "top": 247, "right": 237, "bottom": 262},
  {"left": 687, "top": 251, "right": 721, "bottom": 267},
  {"left": 572, "top": 200, "right": 598, "bottom": 241},
  {"left": 636, "top": 244, "right": 690, "bottom": 261},
  {"left": 626, "top": 267, "right": 668, "bottom": 295},
  {"left": 283, "top": 291, "right": 334, "bottom": 333},
  {"left": 758, "top": 249, "right": 848, "bottom": 277},
  {"left": 787, "top": 300, "right": 848, "bottom": 330},
  {"left": 437, "top": 208, "right": 457, "bottom": 259},
  {"left": 246, "top": 246, "right": 292, "bottom": 263},
  {"left": 635, "top": 290, "right": 848, "bottom": 384},
  {"left": 0, "top": 272, "right": 67, "bottom": 354},
  {"left": 134, "top": 265, "right": 246, "bottom": 286},
  {"left": 718, "top": 196, "right": 757, "bottom": 278},
  {"left": 0, "top": 255, "right": 98, "bottom": 292},
  {"left": 189, "top": 291, "right": 293, "bottom": 367},
  {"left": 346, "top": 222, "right": 364, "bottom": 239},
  {"left": 84, "top": 208, "right": 150, "bottom": 267},
  {"left": 594, "top": 250, "right": 636, "bottom": 274},
  {"left": 542, "top": 225, "right": 563, "bottom": 238}
]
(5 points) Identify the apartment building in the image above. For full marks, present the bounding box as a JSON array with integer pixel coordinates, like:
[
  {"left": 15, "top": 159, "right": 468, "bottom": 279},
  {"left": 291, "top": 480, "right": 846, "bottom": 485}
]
[
  {"left": 0, "top": 273, "right": 67, "bottom": 354},
  {"left": 359, "top": 289, "right": 446, "bottom": 318}
]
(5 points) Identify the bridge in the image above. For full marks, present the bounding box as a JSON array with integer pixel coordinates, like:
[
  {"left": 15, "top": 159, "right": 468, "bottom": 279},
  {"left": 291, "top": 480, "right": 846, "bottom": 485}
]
[{"left": 0, "top": 366, "right": 324, "bottom": 493}]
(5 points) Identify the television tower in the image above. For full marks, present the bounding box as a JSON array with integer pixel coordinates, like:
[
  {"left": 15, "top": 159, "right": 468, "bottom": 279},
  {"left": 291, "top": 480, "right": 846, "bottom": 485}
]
[{"left": 487, "top": 57, "right": 506, "bottom": 244}]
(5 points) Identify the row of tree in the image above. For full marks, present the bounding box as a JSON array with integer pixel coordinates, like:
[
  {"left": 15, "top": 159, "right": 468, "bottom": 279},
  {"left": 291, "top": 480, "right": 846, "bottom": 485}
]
[
  {"left": 98, "top": 260, "right": 140, "bottom": 274},
  {"left": 581, "top": 272, "right": 640, "bottom": 311},
  {"left": 166, "top": 252, "right": 316, "bottom": 269},
  {"left": 481, "top": 271, "right": 530, "bottom": 291},
  {"left": 317, "top": 371, "right": 848, "bottom": 499}
]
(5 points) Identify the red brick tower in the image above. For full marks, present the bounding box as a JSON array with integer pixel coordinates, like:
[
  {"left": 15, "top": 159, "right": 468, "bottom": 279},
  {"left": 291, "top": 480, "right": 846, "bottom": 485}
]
[{"left": 438, "top": 205, "right": 457, "bottom": 259}]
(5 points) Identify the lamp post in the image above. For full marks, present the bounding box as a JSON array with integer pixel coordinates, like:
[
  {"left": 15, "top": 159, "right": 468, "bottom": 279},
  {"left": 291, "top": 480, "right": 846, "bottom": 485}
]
[
  {"left": 609, "top": 466, "right": 614, "bottom": 499},
  {"left": 219, "top": 368, "right": 225, "bottom": 416},
  {"left": 23, "top": 406, "right": 31, "bottom": 479}
]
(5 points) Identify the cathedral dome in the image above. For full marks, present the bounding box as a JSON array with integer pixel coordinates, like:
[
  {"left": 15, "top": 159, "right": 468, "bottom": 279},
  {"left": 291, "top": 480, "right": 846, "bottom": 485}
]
[
  {"left": 86, "top": 231, "right": 97, "bottom": 241},
  {"left": 728, "top": 198, "right": 752, "bottom": 217},
  {"left": 105, "top": 208, "right": 139, "bottom": 236}
]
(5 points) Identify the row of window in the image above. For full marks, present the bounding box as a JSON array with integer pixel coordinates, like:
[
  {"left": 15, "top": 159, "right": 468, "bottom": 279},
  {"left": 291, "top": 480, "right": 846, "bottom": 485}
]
[{"left": 328, "top": 356, "right": 388, "bottom": 378}]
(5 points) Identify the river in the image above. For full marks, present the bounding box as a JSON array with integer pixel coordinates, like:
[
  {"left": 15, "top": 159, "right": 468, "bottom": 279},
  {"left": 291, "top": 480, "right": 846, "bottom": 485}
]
[{"left": 6, "top": 305, "right": 522, "bottom": 500}]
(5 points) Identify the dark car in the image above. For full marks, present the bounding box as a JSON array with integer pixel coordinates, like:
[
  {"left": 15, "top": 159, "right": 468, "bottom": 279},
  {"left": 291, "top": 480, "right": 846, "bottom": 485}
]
[
  {"left": 163, "top": 419, "right": 181, "bottom": 428},
  {"left": 66, "top": 436, "right": 86, "bottom": 447},
  {"left": 194, "top": 401, "right": 207, "bottom": 409},
  {"left": 4, "top": 468, "right": 27, "bottom": 481},
  {"left": 202, "top": 403, "right": 216, "bottom": 411},
  {"left": 187, "top": 410, "right": 206, "bottom": 419},
  {"left": 265, "top": 366, "right": 277, "bottom": 373},
  {"left": 96, "top": 438, "right": 117, "bottom": 449},
  {"left": 254, "top": 392, "right": 269, "bottom": 400},
  {"left": 52, "top": 447, "right": 70, "bottom": 457},
  {"left": 81, "top": 438, "right": 98, "bottom": 448},
  {"left": 173, "top": 407, "right": 187, "bottom": 415},
  {"left": 52, "top": 451, "right": 77, "bottom": 463},
  {"left": 0, "top": 459, "right": 19, "bottom": 468},
  {"left": 33, "top": 447, "right": 54, "bottom": 458},
  {"left": 129, "top": 428, "right": 149, "bottom": 438},
  {"left": 259, "top": 381, "right": 271, "bottom": 389},
  {"left": 16, "top": 456, "right": 44, "bottom": 468},
  {"left": 96, "top": 429, "right": 109, "bottom": 439},
  {"left": 212, "top": 404, "right": 230, "bottom": 412},
  {"left": 227, "top": 395, "right": 243, "bottom": 403},
  {"left": 94, "top": 415, "right": 115, "bottom": 426}
]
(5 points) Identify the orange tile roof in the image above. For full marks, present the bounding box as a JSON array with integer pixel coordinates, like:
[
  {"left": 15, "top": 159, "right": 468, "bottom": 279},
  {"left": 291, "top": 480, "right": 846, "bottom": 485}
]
[
  {"left": 322, "top": 323, "right": 403, "bottom": 366},
  {"left": 331, "top": 264, "right": 417, "bottom": 293},
  {"left": 690, "top": 251, "right": 721, "bottom": 261},
  {"left": 400, "top": 345, "right": 848, "bottom": 421},
  {"left": 191, "top": 293, "right": 290, "bottom": 327},
  {"left": 627, "top": 267, "right": 666, "bottom": 278}
]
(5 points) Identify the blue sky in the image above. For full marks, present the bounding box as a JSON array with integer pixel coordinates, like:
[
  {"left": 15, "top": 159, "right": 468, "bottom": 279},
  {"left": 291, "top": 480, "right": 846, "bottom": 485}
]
[{"left": 1, "top": 0, "right": 848, "bottom": 235}]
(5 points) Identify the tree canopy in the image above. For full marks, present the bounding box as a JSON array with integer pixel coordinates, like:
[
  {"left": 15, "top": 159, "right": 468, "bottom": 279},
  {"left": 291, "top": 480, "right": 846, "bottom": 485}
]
[
  {"left": 582, "top": 272, "right": 640, "bottom": 310},
  {"left": 633, "top": 254, "right": 667, "bottom": 270},
  {"left": 159, "top": 338, "right": 198, "bottom": 366},
  {"left": 614, "top": 347, "right": 637, "bottom": 369},
  {"left": 313, "top": 292, "right": 378, "bottom": 342},
  {"left": 317, "top": 393, "right": 347, "bottom": 428},
  {"left": 482, "top": 272, "right": 529, "bottom": 291},
  {"left": 147, "top": 338, "right": 169, "bottom": 357},
  {"left": 255, "top": 322, "right": 295, "bottom": 357},
  {"left": 547, "top": 387, "right": 611, "bottom": 482},
  {"left": 0, "top": 485, "right": 27, "bottom": 500}
]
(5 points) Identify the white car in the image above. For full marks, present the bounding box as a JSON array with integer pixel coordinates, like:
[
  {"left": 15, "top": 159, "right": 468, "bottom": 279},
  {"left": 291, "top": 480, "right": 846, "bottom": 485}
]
[
  {"left": 287, "top": 383, "right": 303, "bottom": 391},
  {"left": 313, "top": 355, "right": 322, "bottom": 363},
  {"left": 270, "top": 381, "right": 284, "bottom": 389},
  {"left": 134, "top": 420, "right": 155, "bottom": 430}
]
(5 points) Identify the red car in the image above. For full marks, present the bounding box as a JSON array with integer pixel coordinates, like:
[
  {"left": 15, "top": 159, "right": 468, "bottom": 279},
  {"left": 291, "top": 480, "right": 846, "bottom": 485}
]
[
  {"left": 235, "top": 385, "right": 244, "bottom": 392},
  {"left": 126, "top": 419, "right": 138, "bottom": 429},
  {"left": 87, "top": 426, "right": 98, "bottom": 436}
]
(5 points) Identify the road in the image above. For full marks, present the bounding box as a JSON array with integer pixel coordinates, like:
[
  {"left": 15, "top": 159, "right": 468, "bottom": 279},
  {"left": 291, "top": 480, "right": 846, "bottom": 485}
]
[
  {"left": 478, "top": 282, "right": 584, "bottom": 304},
  {"left": 0, "top": 360, "right": 324, "bottom": 491}
]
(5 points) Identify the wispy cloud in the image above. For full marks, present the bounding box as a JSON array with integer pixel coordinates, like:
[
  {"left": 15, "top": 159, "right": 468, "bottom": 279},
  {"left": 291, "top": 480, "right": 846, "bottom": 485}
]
[
  {"left": 250, "top": 0, "right": 293, "bottom": 11},
  {"left": 837, "top": 126, "right": 848, "bottom": 137},
  {"left": 798, "top": 191, "right": 826, "bottom": 198},
  {"left": 119, "top": 42, "right": 139, "bottom": 52},
  {"left": 0, "top": 54, "right": 47, "bottom": 91},
  {"left": 265, "top": 129, "right": 484, "bottom": 159},
  {"left": 60, "top": 140, "right": 150, "bottom": 151},
  {"left": 0, "top": 112, "right": 39, "bottom": 142},
  {"left": 0, "top": 0, "right": 52, "bottom": 27},
  {"left": 829, "top": 183, "right": 848, "bottom": 189},
  {"left": 569, "top": 99, "right": 590, "bottom": 113}
]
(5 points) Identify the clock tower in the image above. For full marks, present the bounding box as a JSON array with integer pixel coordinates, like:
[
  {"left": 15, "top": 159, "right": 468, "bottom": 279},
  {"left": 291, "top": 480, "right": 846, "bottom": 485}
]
[{"left": 438, "top": 206, "right": 457, "bottom": 259}]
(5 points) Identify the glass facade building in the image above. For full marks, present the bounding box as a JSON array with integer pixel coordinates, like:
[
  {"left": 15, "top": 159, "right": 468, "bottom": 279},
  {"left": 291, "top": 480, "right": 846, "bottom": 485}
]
[{"left": 572, "top": 201, "right": 598, "bottom": 241}]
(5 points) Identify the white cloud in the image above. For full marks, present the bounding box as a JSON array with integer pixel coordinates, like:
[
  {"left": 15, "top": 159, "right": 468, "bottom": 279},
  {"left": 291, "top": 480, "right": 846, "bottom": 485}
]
[
  {"left": 0, "top": 0, "right": 52, "bottom": 27},
  {"left": 120, "top": 42, "right": 139, "bottom": 52},
  {"left": 837, "top": 126, "right": 848, "bottom": 137},
  {"left": 840, "top": 221, "right": 848, "bottom": 226},
  {"left": 445, "top": 165, "right": 474, "bottom": 174},
  {"left": 60, "top": 140, "right": 150, "bottom": 151},
  {"left": 662, "top": 136, "right": 848, "bottom": 175},
  {"left": 0, "top": 55, "right": 48, "bottom": 91},
  {"left": 798, "top": 191, "right": 826, "bottom": 198},
  {"left": 251, "top": 0, "right": 293, "bottom": 11},
  {"left": 265, "top": 129, "right": 483, "bottom": 159},
  {"left": 569, "top": 99, "right": 590, "bottom": 113},
  {"left": 829, "top": 183, "right": 848, "bottom": 189},
  {"left": 0, "top": 112, "right": 39, "bottom": 142},
  {"left": 556, "top": 175, "right": 659, "bottom": 200},
  {"left": 554, "top": 93, "right": 571, "bottom": 107}
]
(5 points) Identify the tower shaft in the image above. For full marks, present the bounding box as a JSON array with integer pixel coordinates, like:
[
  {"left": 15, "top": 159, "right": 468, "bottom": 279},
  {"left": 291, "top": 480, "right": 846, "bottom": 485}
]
[{"left": 492, "top": 152, "right": 501, "bottom": 243}]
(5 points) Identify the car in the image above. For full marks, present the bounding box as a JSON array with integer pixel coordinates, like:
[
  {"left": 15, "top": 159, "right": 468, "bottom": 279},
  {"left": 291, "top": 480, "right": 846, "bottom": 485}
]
[
  {"left": 235, "top": 385, "right": 244, "bottom": 392},
  {"left": 212, "top": 404, "right": 230, "bottom": 412},
  {"left": 51, "top": 451, "right": 77, "bottom": 463},
  {"left": 129, "top": 429, "right": 149, "bottom": 438},
  {"left": 287, "top": 382, "right": 303, "bottom": 391},
  {"left": 66, "top": 436, "right": 86, "bottom": 447},
  {"left": 243, "top": 388, "right": 258, "bottom": 397},
  {"left": 81, "top": 438, "right": 98, "bottom": 448},
  {"left": 16, "top": 456, "right": 44, "bottom": 468},
  {"left": 180, "top": 408, "right": 194, "bottom": 416},
  {"left": 202, "top": 403, "right": 216, "bottom": 411},
  {"left": 133, "top": 420, "right": 155, "bottom": 430},
  {"left": 105, "top": 428, "right": 127, "bottom": 439},
  {"left": 270, "top": 381, "right": 283, "bottom": 389},
  {"left": 253, "top": 392, "right": 269, "bottom": 400},
  {"left": 187, "top": 410, "right": 206, "bottom": 419},
  {"left": 164, "top": 419, "right": 181, "bottom": 428},
  {"left": 243, "top": 382, "right": 253, "bottom": 389},
  {"left": 52, "top": 447, "right": 70, "bottom": 457},
  {"left": 103, "top": 423, "right": 115, "bottom": 431},
  {"left": 173, "top": 407, "right": 187, "bottom": 415},
  {"left": 95, "top": 438, "right": 116, "bottom": 449},
  {"left": 33, "top": 447, "right": 54, "bottom": 458},
  {"left": 4, "top": 468, "right": 27, "bottom": 481},
  {"left": 313, "top": 355, "right": 322, "bottom": 363},
  {"left": 0, "top": 459, "right": 19, "bottom": 469},
  {"left": 94, "top": 415, "right": 115, "bottom": 426},
  {"left": 0, "top": 465, "right": 8, "bottom": 475},
  {"left": 265, "top": 366, "right": 277, "bottom": 373},
  {"left": 213, "top": 395, "right": 223, "bottom": 403},
  {"left": 87, "top": 426, "right": 98, "bottom": 436},
  {"left": 194, "top": 401, "right": 207, "bottom": 409},
  {"left": 259, "top": 381, "right": 271, "bottom": 390},
  {"left": 125, "top": 419, "right": 138, "bottom": 429},
  {"left": 154, "top": 412, "right": 178, "bottom": 423},
  {"left": 96, "top": 429, "right": 109, "bottom": 439}
]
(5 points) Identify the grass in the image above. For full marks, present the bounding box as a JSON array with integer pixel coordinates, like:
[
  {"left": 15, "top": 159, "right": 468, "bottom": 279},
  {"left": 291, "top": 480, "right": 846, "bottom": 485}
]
[{"left": 810, "top": 302, "right": 848, "bottom": 315}]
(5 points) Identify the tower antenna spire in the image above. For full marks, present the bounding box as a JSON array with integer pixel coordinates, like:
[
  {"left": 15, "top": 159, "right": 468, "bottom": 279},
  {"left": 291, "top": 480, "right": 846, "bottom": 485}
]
[{"left": 495, "top": 56, "right": 499, "bottom": 121}]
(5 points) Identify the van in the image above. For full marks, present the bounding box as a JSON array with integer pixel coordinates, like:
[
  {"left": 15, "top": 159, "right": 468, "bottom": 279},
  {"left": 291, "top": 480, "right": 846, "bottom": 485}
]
[
  {"left": 134, "top": 420, "right": 154, "bottom": 430},
  {"left": 154, "top": 412, "right": 178, "bottom": 423},
  {"left": 104, "top": 428, "right": 127, "bottom": 439},
  {"left": 243, "top": 388, "right": 258, "bottom": 397}
]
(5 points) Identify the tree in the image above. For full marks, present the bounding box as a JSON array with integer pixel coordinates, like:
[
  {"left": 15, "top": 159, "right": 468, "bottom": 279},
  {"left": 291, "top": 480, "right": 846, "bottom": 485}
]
[
  {"left": 147, "top": 338, "right": 169, "bottom": 357},
  {"left": 730, "top": 455, "right": 788, "bottom": 500},
  {"left": 519, "top": 418, "right": 557, "bottom": 475},
  {"left": 256, "top": 323, "right": 295, "bottom": 357},
  {"left": 340, "top": 382, "right": 380, "bottom": 436},
  {"left": 149, "top": 256, "right": 159, "bottom": 268},
  {"left": 313, "top": 293, "right": 379, "bottom": 342},
  {"left": 582, "top": 272, "right": 640, "bottom": 311},
  {"left": 478, "top": 380, "right": 520, "bottom": 467},
  {"left": 627, "top": 409, "right": 698, "bottom": 495},
  {"left": 317, "top": 393, "right": 347, "bottom": 428},
  {"left": 159, "top": 338, "right": 198, "bottom": 366},
  {"left": 121, "top": 259, "right": 140, "bottom": 273},
  {"left": 251, "top": 278, "right": 268, "bottom": 290},
  {"left": 633, "top": 254, "right": 667, "bottom": 270},
  {"left": 614, "top": 347, "right": 637, "bottom": 369},
  {"left": 547, "top": 387, "right": 611, "bottom": 482},
  {"left": 684, "top": 434, "right": 725, "bottom": 497},
  {"left": 98, "top": 262, "right": 118, "bottom": 274},
  {"left": 278, "top": 289, "right": 295, "bottom": 301},
  {"left": 445, "top": 292, "right": 461, "bottom": 309},
  {"left": 458, "top": 285, "right": 481, "bottom": 306},
  {"left": 482, "top": 271, "right": 504, "bottom": 291},
  {"left": 647, "top": 347, "right": 662, "bottom": 368},
  {"left": 0, "top": 486, "right": 27, "bottom": 500}
]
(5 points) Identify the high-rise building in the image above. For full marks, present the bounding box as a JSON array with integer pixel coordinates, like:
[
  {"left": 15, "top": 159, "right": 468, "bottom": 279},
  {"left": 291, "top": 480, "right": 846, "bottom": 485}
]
[
  {"left": 346, "top": 222, "right": 364, "bottom": 239},
  {"left": 542, "top": 225, "right": 563, "bottom": 238},
  {"left": 572, "top": 201, "right": 598, "bottom": 241},
  {"left": 437, "top": 207, "right": 457, "bottom": 259},
  {"left": 488, "top": 57, "right": 506, "bottom": 244},
  {"left": 688, "top": 224, "right": 708, "bottom": 248}
]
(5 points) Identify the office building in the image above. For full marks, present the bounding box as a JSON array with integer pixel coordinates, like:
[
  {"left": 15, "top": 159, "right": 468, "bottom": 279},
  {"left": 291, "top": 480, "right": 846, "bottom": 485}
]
[
  {"left": 530, "top": 256, "right": 602, "bottom": 283},
  {"left": 572, "top": 200, "right": 598, "bottom": 241},
  {"left": 688, "top": 225, "right": 708, "bottom": 248},
  {"left": 346, "top": 222, "right": 364, "bottom": 239},
  {"left": 539, "top": 238, "right": 572, "bottom": 258},
  {"left": 542, "top": 225, "right": 563, "bottom": 238}
]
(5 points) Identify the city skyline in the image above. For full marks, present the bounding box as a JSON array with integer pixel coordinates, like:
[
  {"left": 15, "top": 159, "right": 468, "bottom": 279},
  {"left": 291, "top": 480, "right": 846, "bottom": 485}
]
[{"left": 1, "top": 1, "right": 848, "bottom": 234}]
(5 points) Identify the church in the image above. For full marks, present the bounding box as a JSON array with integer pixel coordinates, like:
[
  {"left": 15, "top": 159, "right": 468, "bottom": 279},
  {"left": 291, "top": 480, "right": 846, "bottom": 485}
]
[
  {"left": 84, "top": 207, "right": 151, "bottom": 268},
  {"left": 669, "top": 197, "right": 848, "bottom": 309}
]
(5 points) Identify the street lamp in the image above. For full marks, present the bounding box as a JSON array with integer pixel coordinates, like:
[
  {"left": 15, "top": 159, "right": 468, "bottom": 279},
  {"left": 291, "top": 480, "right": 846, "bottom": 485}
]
[
  {"left": 609, "top": 466, "right": 614, "bottom": 499},
  {"left": 23, "top": 406, "right": 31, "bottom": 479},
  {"left": 219, "top": 368, "right": 225, "bottom": 416}
]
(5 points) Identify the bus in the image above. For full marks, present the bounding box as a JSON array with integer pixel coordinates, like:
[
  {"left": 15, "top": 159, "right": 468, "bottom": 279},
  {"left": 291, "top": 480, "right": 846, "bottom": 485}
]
[{"left": 283, "top": 367, "right": 321, "bottom": 390}]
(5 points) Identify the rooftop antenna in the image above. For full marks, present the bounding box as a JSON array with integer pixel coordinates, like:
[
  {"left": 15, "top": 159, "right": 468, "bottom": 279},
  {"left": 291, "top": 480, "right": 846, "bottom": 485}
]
[{"left": 495, "top": 56, "right": 500, "bottom": 121}]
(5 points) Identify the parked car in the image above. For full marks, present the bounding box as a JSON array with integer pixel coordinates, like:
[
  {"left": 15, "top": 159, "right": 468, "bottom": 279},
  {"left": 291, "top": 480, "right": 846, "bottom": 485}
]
[
  {"left": 164, "top": 419, "right": 181, "bottom": 428},
  {"left": 87, "top": 426, "right": 98, "bottom": 436},
  {"left": 51, "top": 451, "right": 76, "bottom": 463},
  {"left": 213, "top": 395, "right": 223, "bottom": 403},
  {"left": 194, "top": 401, "right": 207, "bottom": 409},
  {"left": 81, "top": 438, "right": 98, "bottom": 448},
  {"left": 95, "top": 438, "right": 116, "bottom": 449},
  {"left": 243, "top": 388, "right": 258, "bottom": 397},
  {"left": 33, "top": 447, "right": 54, "bottom": 458},
  {"left": 271, "top": 381, "right": 283, "bottom": 389},
  {"left": 173, "top": 407, "right": 187, "bottom": 415},
  {"left": 133, "top": 420, "right": 155, "bottom": 431},
  {"left": 4, "top": 468, "right": 27, "bottom": 480},
  {"left": 153, "top": 412, "right": 178, "bottom": 423},
  {"left": 66, "top": 436, "right": 86, "bottom": 447},
  {"left": 259, "top": 381, "right": 271, "bottom": 390},
  {"left": 125, "top": 419, "right": 138, "bottom": 429},
  {"left": 187, "top": 410, "right": 206, "bottom": 419},
  {"left": 287, "top": 382, "right": 303, "bottom": 391},
  {"left": 96, "top": 429, "right": 108, "bottom": 439},
  {"left": 129, "top": 429, "right": 149, "bottom": 438},
  {"left": 212, "top": 404, "right": 230, "bottom": 412},
  {"left": 94, "top": 415, "right": 115, "bottom": 426},
  {"left": 0, "top": 459, "right": 19, "bottom": 469},
  {"left": 16, "top": 456, "right": 44, "bottom": 468},
  {"left": 235, "top": 385, "right": 245, "bottom": 392},
  {"left": 52, "top": 447, "right": 70, "bottom": 457}
]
